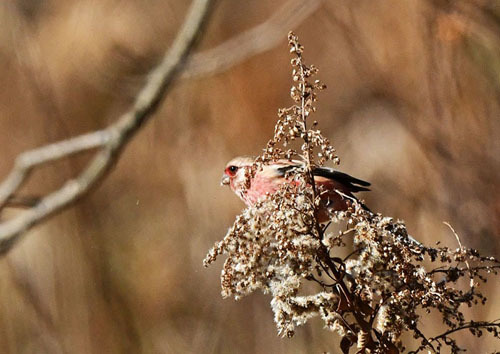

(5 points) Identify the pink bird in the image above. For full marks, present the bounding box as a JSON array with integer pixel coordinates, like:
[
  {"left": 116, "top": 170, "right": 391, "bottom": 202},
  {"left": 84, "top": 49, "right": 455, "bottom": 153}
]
[{"left": 221, "top": 157, "right": 371, "bottom": 222}]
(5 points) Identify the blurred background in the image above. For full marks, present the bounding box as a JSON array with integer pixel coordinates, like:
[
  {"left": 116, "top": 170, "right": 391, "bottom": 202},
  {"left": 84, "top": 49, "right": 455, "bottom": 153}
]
[{"left": 0, "top": 0, "right": 498, "bottom": 352}]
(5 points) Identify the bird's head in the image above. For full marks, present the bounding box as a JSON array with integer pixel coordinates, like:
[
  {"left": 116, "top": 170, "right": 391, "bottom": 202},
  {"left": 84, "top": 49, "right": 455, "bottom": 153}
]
[{"left": 221, "top": 156, "right": 254, "bottom": 191}]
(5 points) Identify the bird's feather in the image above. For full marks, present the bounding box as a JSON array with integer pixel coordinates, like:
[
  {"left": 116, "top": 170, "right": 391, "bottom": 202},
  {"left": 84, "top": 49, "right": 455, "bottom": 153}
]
[{"left": 276, "top": 164, "right": 371, "bottom": 193}]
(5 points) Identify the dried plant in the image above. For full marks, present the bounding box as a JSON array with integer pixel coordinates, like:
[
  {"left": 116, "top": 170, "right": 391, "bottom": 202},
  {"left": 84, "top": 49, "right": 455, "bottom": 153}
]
[{"left": 204, "top": 32, "right": 500, "bottom": 353}]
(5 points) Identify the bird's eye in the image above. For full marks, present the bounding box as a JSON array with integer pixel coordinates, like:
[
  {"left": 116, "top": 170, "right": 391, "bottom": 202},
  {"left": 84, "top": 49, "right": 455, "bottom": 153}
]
[{"left": 226, "top": 165, "right": 238, "bottom": 176}]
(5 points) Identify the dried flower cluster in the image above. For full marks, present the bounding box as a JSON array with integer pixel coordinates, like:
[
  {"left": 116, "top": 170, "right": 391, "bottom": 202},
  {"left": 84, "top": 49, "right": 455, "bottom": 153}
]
[{"left": 204, "top": 32, "right": 500, "bottom": 353}]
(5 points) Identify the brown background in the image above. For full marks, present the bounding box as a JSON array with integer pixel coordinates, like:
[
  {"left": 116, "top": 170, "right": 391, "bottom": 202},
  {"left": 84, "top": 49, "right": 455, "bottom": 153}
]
[{"left": 0, "top": 0, "right": 498, "bottom": 353}]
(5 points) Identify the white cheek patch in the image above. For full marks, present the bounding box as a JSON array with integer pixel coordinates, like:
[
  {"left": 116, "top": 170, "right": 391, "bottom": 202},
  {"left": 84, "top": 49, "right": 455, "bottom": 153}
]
[{"left": 234, "top": 172, "right": 245, "bottom": 186}]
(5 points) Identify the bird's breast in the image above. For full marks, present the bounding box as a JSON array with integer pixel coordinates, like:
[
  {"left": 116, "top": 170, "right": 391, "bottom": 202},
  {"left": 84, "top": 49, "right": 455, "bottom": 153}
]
[{"left": 243, "top": 174, "right": 283, "bottom": 205}]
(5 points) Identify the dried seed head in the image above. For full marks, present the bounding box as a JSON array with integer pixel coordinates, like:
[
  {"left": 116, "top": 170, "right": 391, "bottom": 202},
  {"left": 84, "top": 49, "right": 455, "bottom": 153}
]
[{"left": 205, "top": 32, "right": 500, "bottom": 352}]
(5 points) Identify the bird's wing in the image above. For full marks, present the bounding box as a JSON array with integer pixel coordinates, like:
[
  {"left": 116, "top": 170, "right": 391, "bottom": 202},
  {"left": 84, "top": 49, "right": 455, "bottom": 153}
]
[
  {"left": 274, "top": 162, "right": 370, "bottom": 193},
  {"left": 313, "top": 167, "right": 370, "bottom": 192},
  {"left": 273, "top": 160, "right": 303, "bottom": 175}
]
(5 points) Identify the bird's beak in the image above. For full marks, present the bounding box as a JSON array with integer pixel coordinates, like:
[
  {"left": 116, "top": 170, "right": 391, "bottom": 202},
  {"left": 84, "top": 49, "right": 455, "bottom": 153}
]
[{"left": 221, "top": 174, "right": 230, "bottom": 186}]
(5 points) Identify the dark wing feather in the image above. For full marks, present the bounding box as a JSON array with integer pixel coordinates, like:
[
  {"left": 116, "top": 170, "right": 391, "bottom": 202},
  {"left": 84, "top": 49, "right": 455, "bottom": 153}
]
[
  {"left": 313, "top": 167, "right": 370, "bottom": 192},
  {"left": 276, "top": 164, "right": 370, "bottom": 193}
]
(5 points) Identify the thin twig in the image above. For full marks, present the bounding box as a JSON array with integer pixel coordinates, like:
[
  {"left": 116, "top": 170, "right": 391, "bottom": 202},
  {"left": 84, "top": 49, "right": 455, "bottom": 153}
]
[
  {"left": 429, "top": 265, "right": 500, "bottom": 275},
  {"left": 411, "top": 325, "right": 438, "bottom": 353},
  {"left": 0, "top": 0, "right": 214, "bottom": 254},
  {"left": 429, "top": 320, "right": 500, "bottom": 343},
  {"left": 444, "top": 221, "right": 475, "bottom": 288}
]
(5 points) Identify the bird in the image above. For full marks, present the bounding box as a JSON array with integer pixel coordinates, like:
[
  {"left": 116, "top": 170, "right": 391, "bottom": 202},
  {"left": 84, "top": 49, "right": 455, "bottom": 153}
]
[{"left": 221, "top": 156, "right": 371, "bottom": 222}]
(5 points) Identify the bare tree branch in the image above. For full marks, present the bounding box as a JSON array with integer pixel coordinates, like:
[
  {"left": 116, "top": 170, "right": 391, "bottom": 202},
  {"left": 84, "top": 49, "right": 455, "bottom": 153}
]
[
  {"left": 0, "top": 0, "right": 214, "bottom": 255},
  {"left": 0, "top": 0, "right": 323, "bottom": 254},
  {"left": 182, "top": 0, "right": 323, "bottom": 79},
  {"left": 0, "top": 131, "right": 112, "bottom": 209}
]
